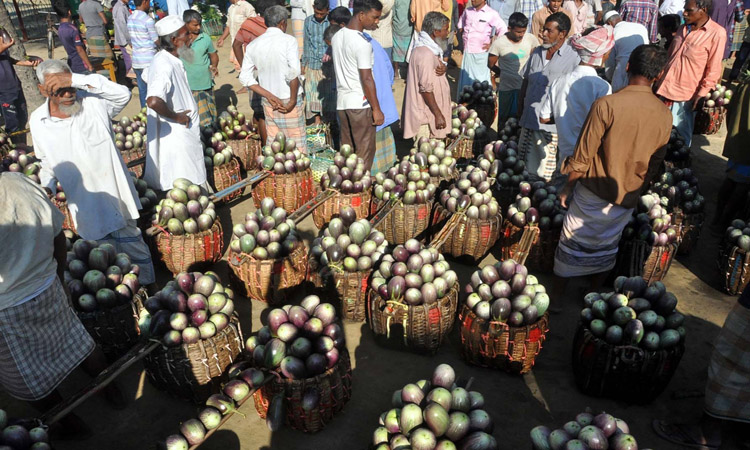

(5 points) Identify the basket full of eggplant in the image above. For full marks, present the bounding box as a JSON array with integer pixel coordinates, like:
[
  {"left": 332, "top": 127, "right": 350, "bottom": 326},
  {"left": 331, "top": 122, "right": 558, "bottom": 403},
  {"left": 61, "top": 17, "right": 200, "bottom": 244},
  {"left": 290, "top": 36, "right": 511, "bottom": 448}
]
[{"left": 313, "top": 144, "right": 373, "bottom": 229}]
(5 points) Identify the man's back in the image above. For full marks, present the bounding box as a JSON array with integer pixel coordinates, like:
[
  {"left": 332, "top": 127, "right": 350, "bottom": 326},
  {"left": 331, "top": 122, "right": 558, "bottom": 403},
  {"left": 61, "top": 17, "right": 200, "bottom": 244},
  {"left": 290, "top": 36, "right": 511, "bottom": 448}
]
[
  {"left": 58, "top": 22, "right": 87, "bottom": 73},
  {"left": 332, "top": 27, "right": 374, "bottom": 110},
  {"left": 620, "top": 0, "right": 657, "bottom": 42},
  {"left": 128, "top": 10, "right": 157, "bottom": 68},
  {"left": 79, "top": 0, "right": 105, "bottom": 37}
]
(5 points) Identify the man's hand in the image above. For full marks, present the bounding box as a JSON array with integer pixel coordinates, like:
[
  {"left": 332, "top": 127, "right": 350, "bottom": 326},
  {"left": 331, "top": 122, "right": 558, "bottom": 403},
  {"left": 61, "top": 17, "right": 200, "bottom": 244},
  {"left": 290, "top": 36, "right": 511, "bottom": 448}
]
[
  {"left": 267, "top": 95, "right": 284, "bottom": 111},
  {"left": 691, "top": 93, "right": 702, "bottom": 110},
  {"left": 372, "top": 108, "right": 385, "bottom": 126},
  {"left": 279, "top": 97, "right": 296, "bottom": 114},
  {"left": 210, "top": 66, "right": 218, "bottom": 78},
  {"left": 43, "top": 71, "right": 73, "bottom": 96},
  {"left": 435, "top": 113, "right": 447, "bottom": 130},
  {"left": 559, "top": 184, "right": 573, "bottom": 209},
  {"left": 435, "top": 63, "right": 447, "bottom": 76},
  {"left": 482, "top": 42, "right": 491, "bottom": 51},
  {"left": 174, "top": 111, "right": 191, "bottom": 127},
  {"left": 217, "top": 37, "right": 225, "bottom": 47},
  {"left": 0, "top": 36, "right": 14, "bottom": 53},
  {"left": 301, "top": 66, "right": 306, "bottom": 76}
]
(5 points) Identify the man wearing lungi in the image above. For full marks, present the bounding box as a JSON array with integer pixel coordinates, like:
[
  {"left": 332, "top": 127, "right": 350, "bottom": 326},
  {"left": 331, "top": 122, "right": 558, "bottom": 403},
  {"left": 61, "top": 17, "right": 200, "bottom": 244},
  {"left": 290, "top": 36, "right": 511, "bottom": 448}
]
[
  {"left": 0, "top": 173, "right": 124, "bottom": 439},
  {"left": 456, "top": 0, "right": 507, "bottom": 96},
  {"left": 517, "top": 12, "right": 578, "bottom": 181},
  {"left": 302, "top": 0, "right": 333, "bottom": 124},
  {"left": 182, "top": 10, "right": 219, "bottom": 127},
  {"left": 78, "top": 0, "right": 114, "bottom": 60},
  {"left": 553, "top": 44, "right": 671, "bottom": 285},
  {"left": 30, "top": 60, "right": 157, "bottom": 289},
  {"left": 239, "top": 5, "right": 308, "bottom": 153}
]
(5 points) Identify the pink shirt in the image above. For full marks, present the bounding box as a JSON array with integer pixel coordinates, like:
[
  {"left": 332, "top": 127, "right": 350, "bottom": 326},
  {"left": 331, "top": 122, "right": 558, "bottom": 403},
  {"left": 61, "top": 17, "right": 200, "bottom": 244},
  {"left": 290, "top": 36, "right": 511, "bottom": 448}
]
[
  {"left": 656, "top": 19, "right": 726, "bottom": 102},
  {"left": 563, "top": 0, "right": 589, "bottom": 36},
  {"left": 403, "top": 47, "right": 452, "bottom": 139},
  {"left": 458, "top": 4, "right": 507, "bottom": 54}
]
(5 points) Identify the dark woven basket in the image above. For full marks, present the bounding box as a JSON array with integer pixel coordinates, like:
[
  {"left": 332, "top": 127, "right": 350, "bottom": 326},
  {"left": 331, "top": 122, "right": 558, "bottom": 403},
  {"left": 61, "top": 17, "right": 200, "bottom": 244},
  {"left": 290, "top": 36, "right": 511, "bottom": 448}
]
[
  {"left": 53, "top": 198, "right": 76, "bottom": 233},
  {"left": 251, "top": 169, "right": 315, "bottom": 213},
  {"left": 720, "top": 245, "right": 750, "bottom": 295},
  {"left": 367, "top": 284, "right": 458, "bottom": 354},
  {"left": 432, "top": 205, "right": 502, "bottom": 262},
  {"left": 121, "top": 147, "right": 146, "bottom": 178},
  {"left": 614, "top": 240, "right": 678, "bottom": 284},
  {"left": 77, "top": 287, "right": 147, "bottom": 361},
  {"left": 571, "top": 324, "right": 685, "bottom": 404},
  {"left": 501, "top": 221, "right": 561, "bottom": 273},
  {"left": 144, "top": 317, "right": 244, "bottom": 403},
  {"left": 228, "top": 242, "right": 308, "bottom": 304},
  {"left": 228, "top": 136, "right": 262, "bottom": 172},
  {"left": 373, "top": 200, "right": 432, "bottom": 245},
  {"left": 458, "top": 304, "right": 549, "bottom": 374},
  {"left": 253, "top": 348, "right": 352, "bottom": 433},
  {"left": 444, "top": 136, "right": 474, "bottom": 160},
  {"left": 672, "top": 209, "right": 704, "bottom": 255},
  {"left": 154, "top": 220, "right": 224, "bottom": 275},
  {"left": 694, "top": 105, "right": 726, "bottom": 135},
  {"left": 312, "top": 190, "right": 372, "bottom": 230},
  {"left": 311, "top": 265, "right": 371, "bottom": 322},
  {"left": 211, "top": 158, "right": 242, "bottom": 202}
]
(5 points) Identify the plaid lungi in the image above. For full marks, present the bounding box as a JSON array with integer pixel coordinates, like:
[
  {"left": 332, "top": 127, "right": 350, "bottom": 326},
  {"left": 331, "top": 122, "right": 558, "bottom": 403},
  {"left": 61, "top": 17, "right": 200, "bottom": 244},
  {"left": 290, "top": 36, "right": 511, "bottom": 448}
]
[
  {"left": 372, "top": 126, "right": 397, "bottom": 175},
  {"left": 0, "top": 277, "right": 95, "bottom": 401},
  {"left": 87, "top": 35, "right": 113, "bottom": 59},
  {"left": 263, "top": 93, "right": 308, "bottom": 154},
  {"left": 705, "top": 302, "right": 750, "bottom": 423},
  {"left": 733, "top": 17, "right": 748, "bottom": 52},
  {"left": 97, "top": 220, "right": 155, "bottom": 285},
  {"left": 192, "top": 89, "right": 218, "bottom": 128},
  {"left": 518, "top": 127, "right": 558, "bottom": 182},
  {"left": 292, "top": 19, "right": 304, "bottom": 59},
  {"left": 393, "top": 32, "right": 412, "bottom": 63},
  {"left": 304, "top": 68, "right": 336, "bottom": 120}
]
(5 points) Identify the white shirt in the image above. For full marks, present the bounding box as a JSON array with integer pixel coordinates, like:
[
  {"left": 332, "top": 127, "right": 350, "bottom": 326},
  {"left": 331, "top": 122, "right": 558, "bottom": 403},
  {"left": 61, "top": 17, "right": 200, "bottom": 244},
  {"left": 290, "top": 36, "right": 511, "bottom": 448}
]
[
  {"left": 228, "top": 0, "right": 256, "bottom": 39},
  {"left": 332, "top": 27, "right": 374, "bottom": 110},
  {"left": 539, "top": 65, "right": 611, "bottom": 161},
  {"left": 605, "top": 20, "right": 648, "bottom": 93},
  {"left": 0, "top": 174, "right": 64, "bottom": 310},
  {"left": 30, "top": 73, "right": 141, "bottom": 240},
  {"left": 166, "top": 0, "right": 189, "bottom": 17},
  {"left": 239, "top": 27, "right": 301, "bottom": 100},
  {"left": 659, "top": 0, "right": 684, "bottom": 15},
  {"left": 145, "top": 50, "right": 207, "bottom": 190}
]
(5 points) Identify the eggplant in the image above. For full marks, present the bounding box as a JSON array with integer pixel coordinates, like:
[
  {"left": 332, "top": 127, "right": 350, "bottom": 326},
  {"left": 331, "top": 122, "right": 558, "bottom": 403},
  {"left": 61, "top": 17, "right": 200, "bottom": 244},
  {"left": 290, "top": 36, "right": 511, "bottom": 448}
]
[{"left": 266, "top": 394, "right": 285, "bottom": 431}]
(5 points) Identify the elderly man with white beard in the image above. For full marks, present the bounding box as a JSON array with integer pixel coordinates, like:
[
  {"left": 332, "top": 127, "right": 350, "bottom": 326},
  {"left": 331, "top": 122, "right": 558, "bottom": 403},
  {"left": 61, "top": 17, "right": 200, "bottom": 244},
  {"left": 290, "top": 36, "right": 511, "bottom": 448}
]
[
  {"left": 29, "top": 60, "right": 156, "bottom": 288},
  {"left": 144, "top": 16, "right": 208, "bottom": 192},
  {"left": 402, "top": 12, "right": 452, "bottom": 142}
]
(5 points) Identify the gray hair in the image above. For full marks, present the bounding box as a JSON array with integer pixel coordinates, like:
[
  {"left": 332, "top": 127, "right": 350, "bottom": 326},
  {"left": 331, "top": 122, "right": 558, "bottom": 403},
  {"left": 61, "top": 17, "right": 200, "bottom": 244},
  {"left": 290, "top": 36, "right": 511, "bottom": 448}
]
[
  {"left": 264, "top": 5, "right": 288, "bottom": 28},
  {"left": 421, "top": 11, "right": 449, "bottom": 35},
  {"left": 36, "top": 59, "right": 72, "bottom": 85},
  {"left": 158, "top": 29, "right": 181, "bottom": 51}
]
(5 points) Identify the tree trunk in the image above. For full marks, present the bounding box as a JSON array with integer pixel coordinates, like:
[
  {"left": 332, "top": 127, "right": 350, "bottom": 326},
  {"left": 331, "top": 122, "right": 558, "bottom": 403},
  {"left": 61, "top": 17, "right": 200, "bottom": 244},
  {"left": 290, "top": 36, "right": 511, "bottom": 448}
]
[{"left": 0, "top": 2, "right": 45, "bottom": 118}]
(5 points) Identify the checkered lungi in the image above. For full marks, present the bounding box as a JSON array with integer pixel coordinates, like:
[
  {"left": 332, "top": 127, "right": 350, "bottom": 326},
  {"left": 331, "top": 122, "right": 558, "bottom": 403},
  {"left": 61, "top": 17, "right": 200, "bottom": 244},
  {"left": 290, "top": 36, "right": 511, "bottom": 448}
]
[
  {"left": 263, "top": 93, "right": 308, "bottom": 154},
  {"left": 292, "top": 19, "right": 304, "bottom": 59},
  {"left": 97, "top": 220, "right": 155, "bottom": 285},
  {"left": 518, "top": 127, "right": 558, "bottom": 182},
  {"left": 393, "top": 32, "right": 412, "bottom": 63},
  {"left": 304, "top": 68, "right": 336, "bottom": 121},
  {"left": 0, "top": 277, "right": 95, "bottom": 401},
  {"left": 192, "top": 89, "right": 218, "bottom": 128},
  {"left": 733, "top": 17, "right": 748, "bottom": 52},
  {"left": 705, "top": 302, "right": 750, "bottom": 423},
  {"left": 87, "top": 35, "right": 113, "bottom": 59},
  {"left": 372, "top": 126, "right": 397, "bottom": 175}
]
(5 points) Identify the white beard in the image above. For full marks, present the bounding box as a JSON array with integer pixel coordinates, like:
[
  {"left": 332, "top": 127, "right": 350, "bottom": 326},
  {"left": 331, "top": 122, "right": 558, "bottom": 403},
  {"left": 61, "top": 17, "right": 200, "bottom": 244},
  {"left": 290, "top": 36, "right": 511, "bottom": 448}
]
[
  {"left": 58, "top": 98, "right": 83, "bottom": 117},
  {"left": 435, "top": 37, "right": 450, "bottom": 53},
  {"left": 177, "top": 45, "right": 195, "bottom": 64}
]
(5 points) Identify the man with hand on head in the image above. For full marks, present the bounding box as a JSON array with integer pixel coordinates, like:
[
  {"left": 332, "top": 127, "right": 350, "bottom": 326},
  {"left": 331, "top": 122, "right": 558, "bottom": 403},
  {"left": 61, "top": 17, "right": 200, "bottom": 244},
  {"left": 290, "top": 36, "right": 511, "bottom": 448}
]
[{"left": 144, "top": 15, "right": 208, "bottom": 192}]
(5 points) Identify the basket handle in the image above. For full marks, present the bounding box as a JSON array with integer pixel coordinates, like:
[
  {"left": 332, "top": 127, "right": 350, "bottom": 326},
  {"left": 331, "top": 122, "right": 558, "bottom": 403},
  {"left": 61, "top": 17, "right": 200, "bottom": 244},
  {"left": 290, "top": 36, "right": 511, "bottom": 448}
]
[
  {"left": 431, "top": 212, "right": 464, "bottom": 250},
  {"left": 514, "top": 225, "right": 540, "bottom": 265},
  {"left": 288, "top": 189, "right": 338, "bottom": 224}
]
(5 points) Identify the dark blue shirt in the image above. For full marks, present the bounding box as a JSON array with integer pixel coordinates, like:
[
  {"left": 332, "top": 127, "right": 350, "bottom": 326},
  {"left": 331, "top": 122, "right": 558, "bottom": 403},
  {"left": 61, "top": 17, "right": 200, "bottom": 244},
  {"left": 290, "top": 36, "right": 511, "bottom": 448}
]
[
  {"left": 58, "top": 22, "right": 87, "bottom": 73},
  {"left": 0, "top": 50, "right": 20, "bottom": 94}
]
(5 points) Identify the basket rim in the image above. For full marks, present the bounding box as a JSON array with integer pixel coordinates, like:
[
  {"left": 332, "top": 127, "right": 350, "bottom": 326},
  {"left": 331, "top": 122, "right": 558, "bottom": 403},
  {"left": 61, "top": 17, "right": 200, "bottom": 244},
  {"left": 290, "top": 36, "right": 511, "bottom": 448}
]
[
  {"left": 577, "top": 322, "right": 685, "bottom": 355},
  {"left": 228, "top": 239, "right": 307, "bottom": 267},
  {"left": 264, "top": 346, "right": 351, "bottom": 388},
  {"left": 459, "top": 302, "right": 549, "bottom": 332},
  {"left": 435, "top": 203, "right": 502, "bottom": 225},
  {"left": 155, "top": 216, "right": 222, "bottom": 240},
  {"left": 76, "top": 286, "right": 147, "bottom": 320},
  {"left": 368, "top": 282, "right": 459, "bottom": 309}
]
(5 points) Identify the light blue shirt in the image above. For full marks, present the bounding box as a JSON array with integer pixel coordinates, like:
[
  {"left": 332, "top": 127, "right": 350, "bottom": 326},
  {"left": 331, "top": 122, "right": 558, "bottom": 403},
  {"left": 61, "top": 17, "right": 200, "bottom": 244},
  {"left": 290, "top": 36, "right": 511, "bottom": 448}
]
[
  {"left": 487, "top": 0, "right": 515, "bottom": 24},
  {"left": 364, "top": 33, "right": 399, "bottom": 131}
]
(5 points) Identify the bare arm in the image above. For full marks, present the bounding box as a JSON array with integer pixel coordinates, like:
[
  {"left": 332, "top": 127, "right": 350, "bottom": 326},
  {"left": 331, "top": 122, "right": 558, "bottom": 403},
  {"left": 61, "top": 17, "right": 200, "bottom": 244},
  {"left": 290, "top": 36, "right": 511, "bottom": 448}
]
[
  {"left": 209, "top": 51, "right": 219, "bottom": 77},
  {"left": 146, "top": 96, "right": 191, "bottom": 126},
  {"left": 77, "top": 45, "right": 93, "bottom": 71},
  {"left": 359, "top": 68, "right": 384, "bottom": 126},
  {"left": 281, "top": 77, "right": 300, "bottom": 112},
  {"left": 232, "top": 38, "right": 245, "bottom": 65},
  {"left": 98, "top": 11, "right": 108, "bottom": 25},
  {"left": 217, "top": 26, "right": 230, "bottom": 46}
]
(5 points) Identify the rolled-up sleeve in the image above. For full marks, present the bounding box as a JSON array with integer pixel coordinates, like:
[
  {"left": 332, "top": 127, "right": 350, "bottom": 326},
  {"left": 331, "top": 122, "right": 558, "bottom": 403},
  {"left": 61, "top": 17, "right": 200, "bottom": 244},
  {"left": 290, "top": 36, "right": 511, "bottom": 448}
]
[
  {"left": 415, "top": 53, "right": 436, "bottom": 93},
  {"left": 698, "top": 31, "right": 727, "bottom": 98},
  {"left": 561, "top": 99, "right": 609, "bottom": 175}
]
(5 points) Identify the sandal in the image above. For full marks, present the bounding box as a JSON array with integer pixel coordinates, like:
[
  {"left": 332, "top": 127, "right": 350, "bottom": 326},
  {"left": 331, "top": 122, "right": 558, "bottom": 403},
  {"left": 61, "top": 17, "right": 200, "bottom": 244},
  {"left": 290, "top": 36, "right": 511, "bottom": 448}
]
[{"left": 652, "top": 419, "right": 720, "bottom": 450}]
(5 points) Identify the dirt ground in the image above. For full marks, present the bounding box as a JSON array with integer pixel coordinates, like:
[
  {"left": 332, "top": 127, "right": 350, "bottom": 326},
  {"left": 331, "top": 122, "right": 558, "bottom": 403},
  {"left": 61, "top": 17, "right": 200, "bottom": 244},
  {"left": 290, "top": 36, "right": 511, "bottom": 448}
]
[{"left": 4, "top": 38, "right": 747, "bottom": 449}]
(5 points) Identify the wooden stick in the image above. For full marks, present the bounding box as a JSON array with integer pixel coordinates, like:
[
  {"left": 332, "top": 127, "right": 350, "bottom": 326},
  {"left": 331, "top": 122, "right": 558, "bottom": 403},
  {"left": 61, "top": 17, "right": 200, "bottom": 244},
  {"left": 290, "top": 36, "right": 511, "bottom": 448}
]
[
  {"left": 287, "top": 189, "right": 338, "bottom": 224},
  {"left": 8, "top": 128, "right": 30, "bottom": 137},
  {"left": 369, "top": 198, "right": 399, "bottom": 228},
  {"left": 209, "top": 171, "right": 269, "bottom": 202},
  {"left": 40, "top": 341, "right": 160, "bottom": 425},
  {"left": 515, "top": 225, "right": 540, "bottom": 265},
  {"left": 431, "top": 213, "right": 463, "bottom": 250},
  {"left": 126, "top": 156, "right": 146, "bottom": 169}
]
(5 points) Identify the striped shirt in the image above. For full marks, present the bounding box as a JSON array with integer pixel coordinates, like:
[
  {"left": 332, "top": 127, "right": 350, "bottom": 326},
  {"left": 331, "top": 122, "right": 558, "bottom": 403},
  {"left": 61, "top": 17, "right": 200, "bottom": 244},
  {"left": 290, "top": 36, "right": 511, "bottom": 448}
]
[
  {"left": 302, "top": 15, "right": 329, "bottom": 70},
  {"left": 127, "top": 10, "right": 158, "bottom": 69},
  {"left": 619, "top": 0, "right": 658, "bottom": 43}
]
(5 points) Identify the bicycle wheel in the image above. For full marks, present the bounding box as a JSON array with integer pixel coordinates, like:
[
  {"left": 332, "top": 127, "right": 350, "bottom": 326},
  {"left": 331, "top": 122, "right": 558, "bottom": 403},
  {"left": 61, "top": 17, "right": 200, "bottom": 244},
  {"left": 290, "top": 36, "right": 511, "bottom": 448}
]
[{"left": 47, "top": 30, "right": 54, "bottom": 59}]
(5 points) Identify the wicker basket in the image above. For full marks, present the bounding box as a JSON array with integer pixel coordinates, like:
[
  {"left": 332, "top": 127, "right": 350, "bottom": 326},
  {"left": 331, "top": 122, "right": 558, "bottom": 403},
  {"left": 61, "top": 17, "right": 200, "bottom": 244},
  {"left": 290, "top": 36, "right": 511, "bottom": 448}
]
[
  {"left": 311, "top": 266, "right": 371, "bottom": 321},
  {"left": 306, "top": 123, "right": 333, "bottom": 152},
  {"left": 367, "top": 284, "right": 458, "bottom": 354},
  {"left": 694, "top": 105, "right": 726, "bottom": 136},
  {"left": 253, "top": 348, "right": 352, "bottom": 433},
  {"left": 53, "top": 198, "right": 76, "bottom": 233},
  {"left": 251, "top": 168, "right": 315, "bottom": 212},
  {"left": 312, "top": 190, "right": 372, "bottom": 230},
  {"left": 77, "top": 287, "right": 147, "bottom": 361},
  {"left": 672, "top": 209, "right": 704, "bottom": 255},
  {"left": 121, "top": 147, "right": 146, "bottom": 178},
  {"left": 458, "top": 304, "right": 549, "bottom": 374},
  {"left": 444, "top": 136, "right": 474, "bottom": 160},
  {"left": 228, "top": 242, "right": 308, "bottom": 304},
  {"left": 309, "top": 147, "right": 337, "bottom": 183},
  {"left": 373, "top": 200, "right": 432, "bottom": 245},
  {"left": 144, "top": 317, "right": 244, "bottom": 403},
  {"left": 720, "top": 245, "right": 750, "bottom": 295},
  {"left": 228, "top": 136, "right": 262, "bottom": 172},
  {"left": 211, "top": 158, "right": 242, "bottom": 202},
  {"left": 154, "top": 220, "right": 224, "bottom": 275},
  {"left": 571, "top": 325, "right": 685, "bottom": 404},
  {"left": 501, "top": 221, "right": 561, "bottom": 272},
  {"left": 614, "top": 240, "right": 678, "bottom": 284},
  {"left": 432, "top": 205, "right": 502, "bottom": 262}
]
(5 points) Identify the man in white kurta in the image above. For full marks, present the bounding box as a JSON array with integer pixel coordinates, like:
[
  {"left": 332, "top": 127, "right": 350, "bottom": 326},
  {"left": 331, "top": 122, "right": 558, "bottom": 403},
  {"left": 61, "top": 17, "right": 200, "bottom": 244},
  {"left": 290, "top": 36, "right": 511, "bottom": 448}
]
[
  {"left": 144, "top": 15, "right": 207, "bottom": 191},
  {"left": 29, "top": 60, "right": 156, "bottom": 285},
  {"left": 603, "top": 11, "right": 648, "bottom": 92}
]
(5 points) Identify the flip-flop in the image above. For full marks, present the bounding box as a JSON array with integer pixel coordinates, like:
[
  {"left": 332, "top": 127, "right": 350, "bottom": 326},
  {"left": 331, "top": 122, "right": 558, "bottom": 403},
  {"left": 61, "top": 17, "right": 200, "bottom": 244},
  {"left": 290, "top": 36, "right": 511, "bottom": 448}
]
[{"left": 652, "top": 419, "right": 720, "bottom": 450}]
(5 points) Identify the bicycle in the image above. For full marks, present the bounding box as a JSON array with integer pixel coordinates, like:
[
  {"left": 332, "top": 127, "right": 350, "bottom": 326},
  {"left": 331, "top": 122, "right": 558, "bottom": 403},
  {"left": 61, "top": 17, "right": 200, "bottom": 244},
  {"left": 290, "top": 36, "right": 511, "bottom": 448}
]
[{"left": 43, "top": 11, "right": 57, "bottom": 59}]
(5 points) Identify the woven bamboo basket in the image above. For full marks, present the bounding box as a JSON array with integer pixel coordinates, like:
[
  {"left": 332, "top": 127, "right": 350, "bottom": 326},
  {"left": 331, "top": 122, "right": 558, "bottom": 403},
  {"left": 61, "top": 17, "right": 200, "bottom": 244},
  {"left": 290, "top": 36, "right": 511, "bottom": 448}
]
[
  {"left": 373, "top": 200, "right": 432, "bottom": 245},
  {"left": 571, "top": 324, "right": 685, "bottom": 404},
  {"left": 211, "top": 158, "right": 242, "bottom": 202},
  {"left": 76, "top": 287, "right": 147, "bottom": 361},
  {"left": 305, "top": 122, "right": 333, "bottom": 152},
  {"left": 720, "top": 245, "right": 750, "bottom": 295},
  {"left": 694, "top": 105, "right": 726, "bottom": 135},
  {"left": 672, "top": 209, "right": 704, "bottom": 255},
  {"left": 53, "top": 198, "right": 76, "bottom": 233},
  {"left": 309, "top": 147, "right": 337, "bottom": 183},
  {"left": 311, "top": 265, "right": 371, "bottom": 321},
  {"left": 228, "top": 135, "right": 262, "bottom": 171},
  {"left": 458, "top": 304, "right": 549, "bottom": 374},
  {"left": 252, "top": 168, "right": 315, "bottom": 212},
  {"left": 312, "top": 190, "right": 372, "bottom": 230},
  {"left": 614, "top": 240, "right": 678, "bottom": 284},
  {"left": 444, "top": 136, "right": 474, "bottom": 160},
  {"left": 253, "top": 348, "right": 352, "bottom": 433},
  {"left": 501, "top": 221, "right": 561, "bottom": 272},
  {"left": 367, "top": 284, "right": 458, "bottom": 354},
  {"left": 428, "top": 167, "right": 459, "bottom": 190},
  {"left": 154, "top": 220, "right": 224, "bottom": 275},
  {"left": 432, "top": 205, "right": 502, "bottom": 262},
  {"left": 228, "top": 242, "right": 308, "bottom": 304},
  {"left": 121, "top": 147, "right": 146, "bottom": 178},
  {"left": 144, "top": 317, "right": 244, "bottom": 403}
]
